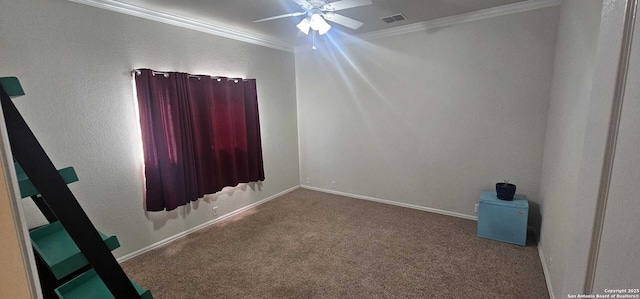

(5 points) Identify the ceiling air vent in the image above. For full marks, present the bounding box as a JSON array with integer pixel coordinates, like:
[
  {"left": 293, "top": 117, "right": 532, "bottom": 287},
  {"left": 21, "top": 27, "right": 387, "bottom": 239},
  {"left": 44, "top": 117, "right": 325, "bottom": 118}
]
[{"left": 381, "top": 14, "right": 406, "bottom": 24}]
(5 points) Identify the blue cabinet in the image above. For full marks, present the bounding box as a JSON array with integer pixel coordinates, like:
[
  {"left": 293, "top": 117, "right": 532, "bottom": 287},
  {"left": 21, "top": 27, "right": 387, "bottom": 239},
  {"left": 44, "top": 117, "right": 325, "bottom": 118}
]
[{"left": 477, "top": 191, "right": 529, "bottom": 246}]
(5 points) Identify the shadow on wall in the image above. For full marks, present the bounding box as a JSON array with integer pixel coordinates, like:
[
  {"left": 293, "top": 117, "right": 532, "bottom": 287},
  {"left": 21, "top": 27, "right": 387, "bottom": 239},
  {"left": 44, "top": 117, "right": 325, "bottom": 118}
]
[
  {"left": 144, "top": 181, "right": 263, "bottom": 230},
  {"left": 528, "top": 200, "right": 542, "bottom": 242}
]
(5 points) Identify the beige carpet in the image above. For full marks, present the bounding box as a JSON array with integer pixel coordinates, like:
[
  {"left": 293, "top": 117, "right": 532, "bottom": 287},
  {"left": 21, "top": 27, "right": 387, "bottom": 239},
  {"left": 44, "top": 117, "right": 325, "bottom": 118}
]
[{"left": 122, "top": 189, "right": 549, "bottom": 298}]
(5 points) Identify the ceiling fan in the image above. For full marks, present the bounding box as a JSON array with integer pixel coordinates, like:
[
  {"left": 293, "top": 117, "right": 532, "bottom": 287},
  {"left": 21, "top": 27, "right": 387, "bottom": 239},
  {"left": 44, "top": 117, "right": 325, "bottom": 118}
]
[{"left": 254, "top": 0, "right": 373, "bottom": 36}]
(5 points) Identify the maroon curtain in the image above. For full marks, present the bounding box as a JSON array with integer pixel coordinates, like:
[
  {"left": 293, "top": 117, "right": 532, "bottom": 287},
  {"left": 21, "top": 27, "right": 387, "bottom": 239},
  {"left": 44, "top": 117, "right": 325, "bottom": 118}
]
[{"left": 135, "top": 69, "right": 265, "bottom": 211}]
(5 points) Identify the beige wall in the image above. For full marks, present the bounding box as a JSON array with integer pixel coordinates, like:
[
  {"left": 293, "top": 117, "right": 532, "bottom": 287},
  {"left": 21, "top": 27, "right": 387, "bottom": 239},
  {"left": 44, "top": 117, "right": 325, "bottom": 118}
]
[
  {"left": 295, "top": 7, "right": 559, "bottom": 219},
  {"left": 0, "top": 0, "right": 300, "bottom": 258},
  {"left": 0, "top": 146, "right": 32, "bottom": 298}
]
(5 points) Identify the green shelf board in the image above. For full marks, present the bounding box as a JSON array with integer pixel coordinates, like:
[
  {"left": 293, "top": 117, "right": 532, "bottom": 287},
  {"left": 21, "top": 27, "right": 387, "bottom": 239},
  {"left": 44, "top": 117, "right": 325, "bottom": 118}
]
[
  {"left": 15, "top": 163, "right": 78, "bottom": 198},
  {"left": 55, "top": 269, "right": 152, "bottom": 299},
  {"left": 0, "top": 77, "right": 25, "bottom": 97},
  {"left": 30, "top": 222, "right": 120, "bottom": 280}
]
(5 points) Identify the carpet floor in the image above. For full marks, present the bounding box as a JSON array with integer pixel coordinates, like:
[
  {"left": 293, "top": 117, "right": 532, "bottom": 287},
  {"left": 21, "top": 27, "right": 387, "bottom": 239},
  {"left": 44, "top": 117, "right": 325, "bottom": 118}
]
[{"left": 121, "top": 189, "right": 549, "bottom": 298}]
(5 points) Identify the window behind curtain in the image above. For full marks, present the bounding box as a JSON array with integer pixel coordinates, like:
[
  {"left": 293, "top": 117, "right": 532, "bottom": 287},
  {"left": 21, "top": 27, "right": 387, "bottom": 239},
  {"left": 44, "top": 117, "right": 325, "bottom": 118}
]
[{"left": 135, "top": 69, "right": 264, "bottom": 211}]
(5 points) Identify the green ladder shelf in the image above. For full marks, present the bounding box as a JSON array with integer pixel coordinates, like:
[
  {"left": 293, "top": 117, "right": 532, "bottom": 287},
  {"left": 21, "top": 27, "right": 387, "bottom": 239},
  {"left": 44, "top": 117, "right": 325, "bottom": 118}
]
[
  {"left": 0, "top": 77, "right": 25, "bottom": 97},
  {"left": 1, "top": 77, "right": 151, "bottom": 299},
  {"left": 30, "top": 221, "right": 121, "bottom": 280},
  {"left": 15, "top": 163, "right": 78, "bottom": 198},
  {"left": 56, "top": 270, "right": 152, "bottom": 299},
  {"left": 17, "top": 163, "right": 121, "bottom": 281}
]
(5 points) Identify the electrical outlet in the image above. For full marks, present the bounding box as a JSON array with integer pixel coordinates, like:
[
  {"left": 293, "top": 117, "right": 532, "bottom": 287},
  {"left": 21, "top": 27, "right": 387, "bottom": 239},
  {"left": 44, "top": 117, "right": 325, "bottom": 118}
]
[
  {"left": 475, "top": 204, "right": 479, "bottom": 213},
  {"left": 212, "top": 206, "right": 218, "bottom": 217},
  {"left": 306, "top": 177, "right": 310, "bottom": 184},
  {"left": 331, "top": 181, "right": 336, "bottom": 189}
]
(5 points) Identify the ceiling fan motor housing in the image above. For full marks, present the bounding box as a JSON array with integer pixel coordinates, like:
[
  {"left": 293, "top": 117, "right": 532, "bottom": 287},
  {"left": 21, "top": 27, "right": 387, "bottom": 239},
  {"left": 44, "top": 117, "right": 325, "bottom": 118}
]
[
  {"left": 308, "top": 0, "right": 330, "bottom": 9},
  {"left": 309, "top": 8, "right": 322, "bottom": 16}
]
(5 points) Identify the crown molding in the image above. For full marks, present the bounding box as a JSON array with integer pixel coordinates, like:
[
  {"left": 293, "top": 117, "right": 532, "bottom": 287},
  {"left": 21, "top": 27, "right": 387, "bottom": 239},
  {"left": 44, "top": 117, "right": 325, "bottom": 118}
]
[
  {"left": 356, "top": 0, "right": 562, "bottom": 41},
  {"left": 67, "top": 0, "right": 294, "bottom": 53},
  {"left": 69, "top": 0, "right": 560, "bottom": 53}
]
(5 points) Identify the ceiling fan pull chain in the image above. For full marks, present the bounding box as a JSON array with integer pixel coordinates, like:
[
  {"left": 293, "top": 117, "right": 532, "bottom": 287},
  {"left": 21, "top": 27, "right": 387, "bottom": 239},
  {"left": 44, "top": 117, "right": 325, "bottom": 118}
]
[{"left": 312, "top": 30, "right": 317, "bottom": 50}]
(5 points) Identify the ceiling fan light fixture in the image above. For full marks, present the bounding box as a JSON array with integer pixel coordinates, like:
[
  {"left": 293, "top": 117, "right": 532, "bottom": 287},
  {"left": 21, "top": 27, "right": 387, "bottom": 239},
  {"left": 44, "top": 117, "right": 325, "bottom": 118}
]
[
  {"left": 318, "top": 21, "right": 331, "bottom": 35},
  {"left": 297, "top": 17, "right": 311, "bottom": 35},
  {"left": 254, "top": 0, "right": 372, "bottom": 40},
  {"left": 310, "top": 13, "right": 331, "bottom": 35}
]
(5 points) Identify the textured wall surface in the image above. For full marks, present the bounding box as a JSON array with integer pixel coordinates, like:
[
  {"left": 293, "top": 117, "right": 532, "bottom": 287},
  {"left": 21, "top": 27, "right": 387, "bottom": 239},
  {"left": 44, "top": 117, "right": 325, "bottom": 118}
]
[
  {"left": 536, "top": 1, "right": 603, "bottom": 297},
  {"left": 295, "top": 7, "right": 559, "bottom": 218},
  {"left": 0, "top": 0, "right": 299, "bottom": 257},
  {"left": 592, "top": 8, "right": 640, "bottom": 291}
]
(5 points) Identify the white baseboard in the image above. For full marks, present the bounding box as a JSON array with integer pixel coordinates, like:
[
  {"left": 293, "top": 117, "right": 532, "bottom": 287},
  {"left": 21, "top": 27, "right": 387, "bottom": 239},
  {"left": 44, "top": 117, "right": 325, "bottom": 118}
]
[
  {"left": 117, "top": 185, "right": 300, "bottom": 263},
  {"left": 300, "top": 185, "right": 478, "bottom": 221},
  {"left": 538, "top": 246, "right": 555, "bottom": 299},
  {"left": 118, "top": 184, "right": 478, "bottom": 263}
]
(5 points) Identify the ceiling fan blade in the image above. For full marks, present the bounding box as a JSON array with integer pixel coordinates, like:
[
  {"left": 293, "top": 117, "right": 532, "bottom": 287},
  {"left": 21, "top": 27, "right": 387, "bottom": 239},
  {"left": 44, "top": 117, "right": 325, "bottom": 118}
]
[
  {"left": 290, "top": 0, "right": 313, "bottom": 10},
  {"left": 322, "top": 12, "right": 364, "bottom": 30},
  {"left": 322, "top": 0, "right": 372, "bottom": 11},
  {"left": 253, "top": 11, "right": 306, "bottom": 23}
]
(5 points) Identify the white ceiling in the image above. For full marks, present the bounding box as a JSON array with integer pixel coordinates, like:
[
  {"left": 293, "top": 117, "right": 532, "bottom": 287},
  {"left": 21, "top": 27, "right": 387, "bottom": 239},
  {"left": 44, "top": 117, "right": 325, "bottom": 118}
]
[{"left": 115, "top": 0, "right": 529, "bottom": 47}]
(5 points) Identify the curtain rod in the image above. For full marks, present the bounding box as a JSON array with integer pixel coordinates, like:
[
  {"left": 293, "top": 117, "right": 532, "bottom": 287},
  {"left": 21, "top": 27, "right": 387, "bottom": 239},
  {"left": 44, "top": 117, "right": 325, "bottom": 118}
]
[
  {"left": 131, "top": 70, "right": 168, "bottom": 77},
  {"left": 132, "top": 69, "right": 248, "bottom": 83}
]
